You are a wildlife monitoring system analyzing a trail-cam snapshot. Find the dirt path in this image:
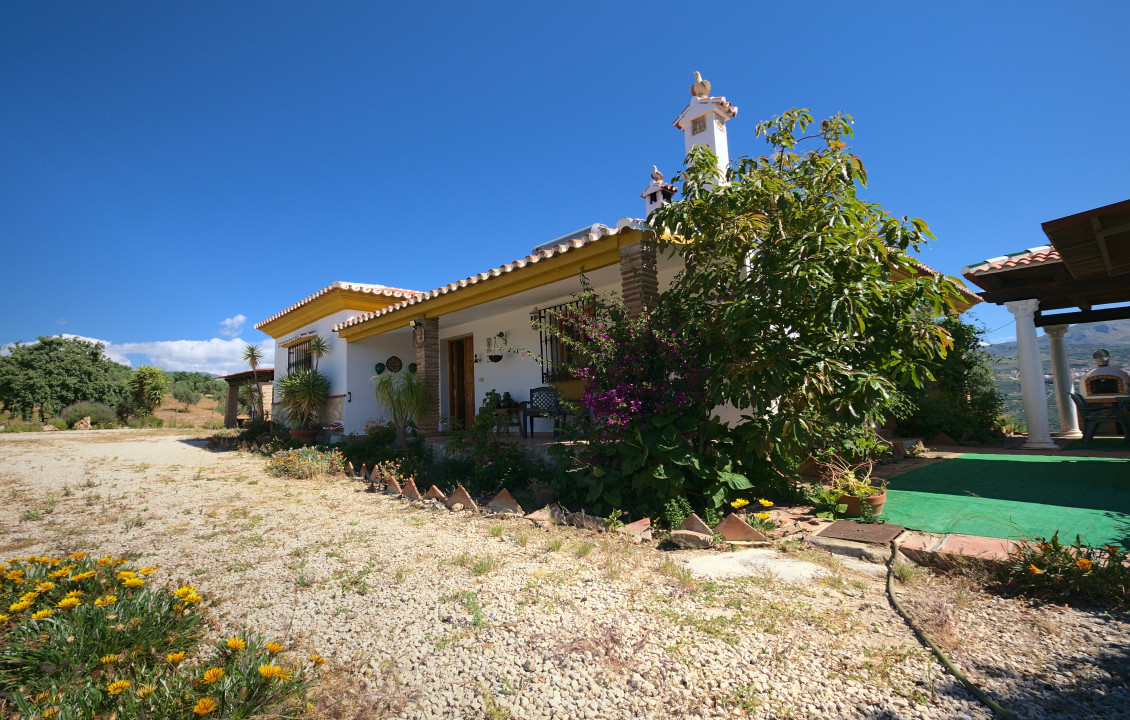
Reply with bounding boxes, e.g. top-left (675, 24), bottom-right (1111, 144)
top-left (1, 431), bottom-right (1125, 719)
